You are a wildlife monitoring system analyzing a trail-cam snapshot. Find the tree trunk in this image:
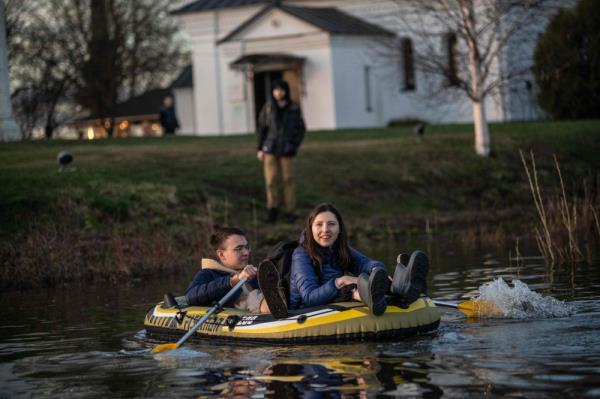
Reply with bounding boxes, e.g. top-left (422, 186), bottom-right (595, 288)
top-left (44, 123), bottom-right (54, 139)
top-left (473, 99), bottom-right (490, 156)
top-left (461, 0), bottom-right (491, 157)
top-left (85, 0), bottom-right (118, 138)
